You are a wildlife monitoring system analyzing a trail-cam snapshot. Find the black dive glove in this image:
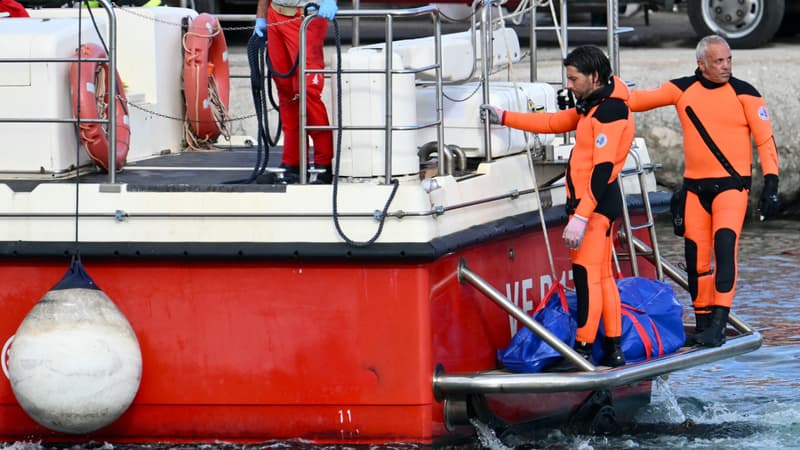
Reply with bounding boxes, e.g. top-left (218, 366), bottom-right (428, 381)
top-left (557, 88), bottom-right (576, 110)
top-left (757, 174), bottom-right (780, 221)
